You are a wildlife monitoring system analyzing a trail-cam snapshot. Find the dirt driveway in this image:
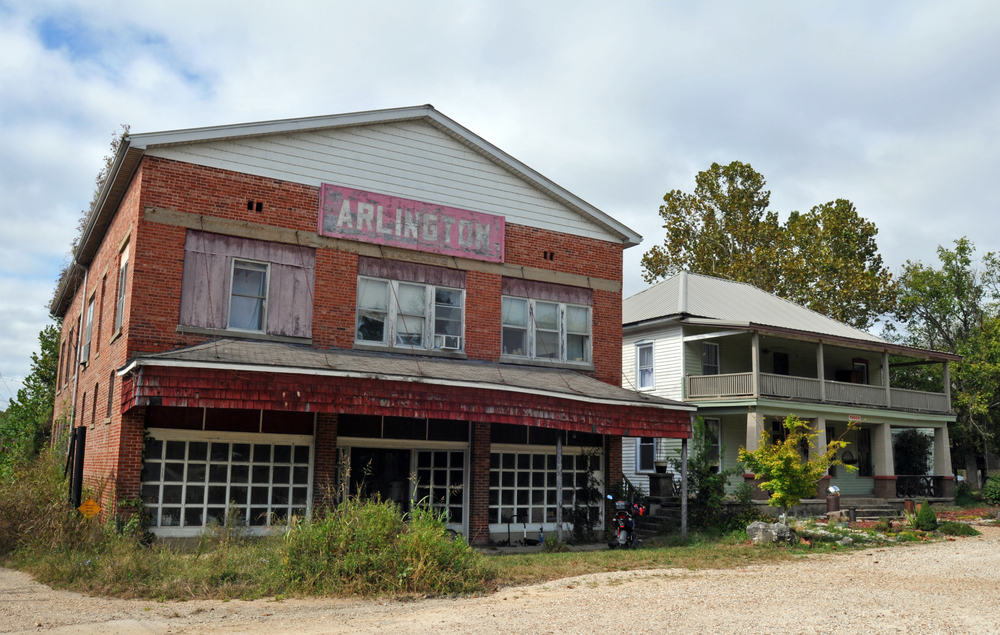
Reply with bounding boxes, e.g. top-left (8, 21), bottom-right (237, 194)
top-left (3, 526), bottom-right (1000, 635)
